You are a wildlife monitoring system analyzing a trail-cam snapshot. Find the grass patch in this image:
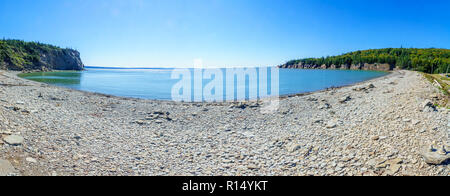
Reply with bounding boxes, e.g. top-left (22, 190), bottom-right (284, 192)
top-left (422, 73), bottom-right (449, 108)
top-left (439, 75), bottom-right (450, 81)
